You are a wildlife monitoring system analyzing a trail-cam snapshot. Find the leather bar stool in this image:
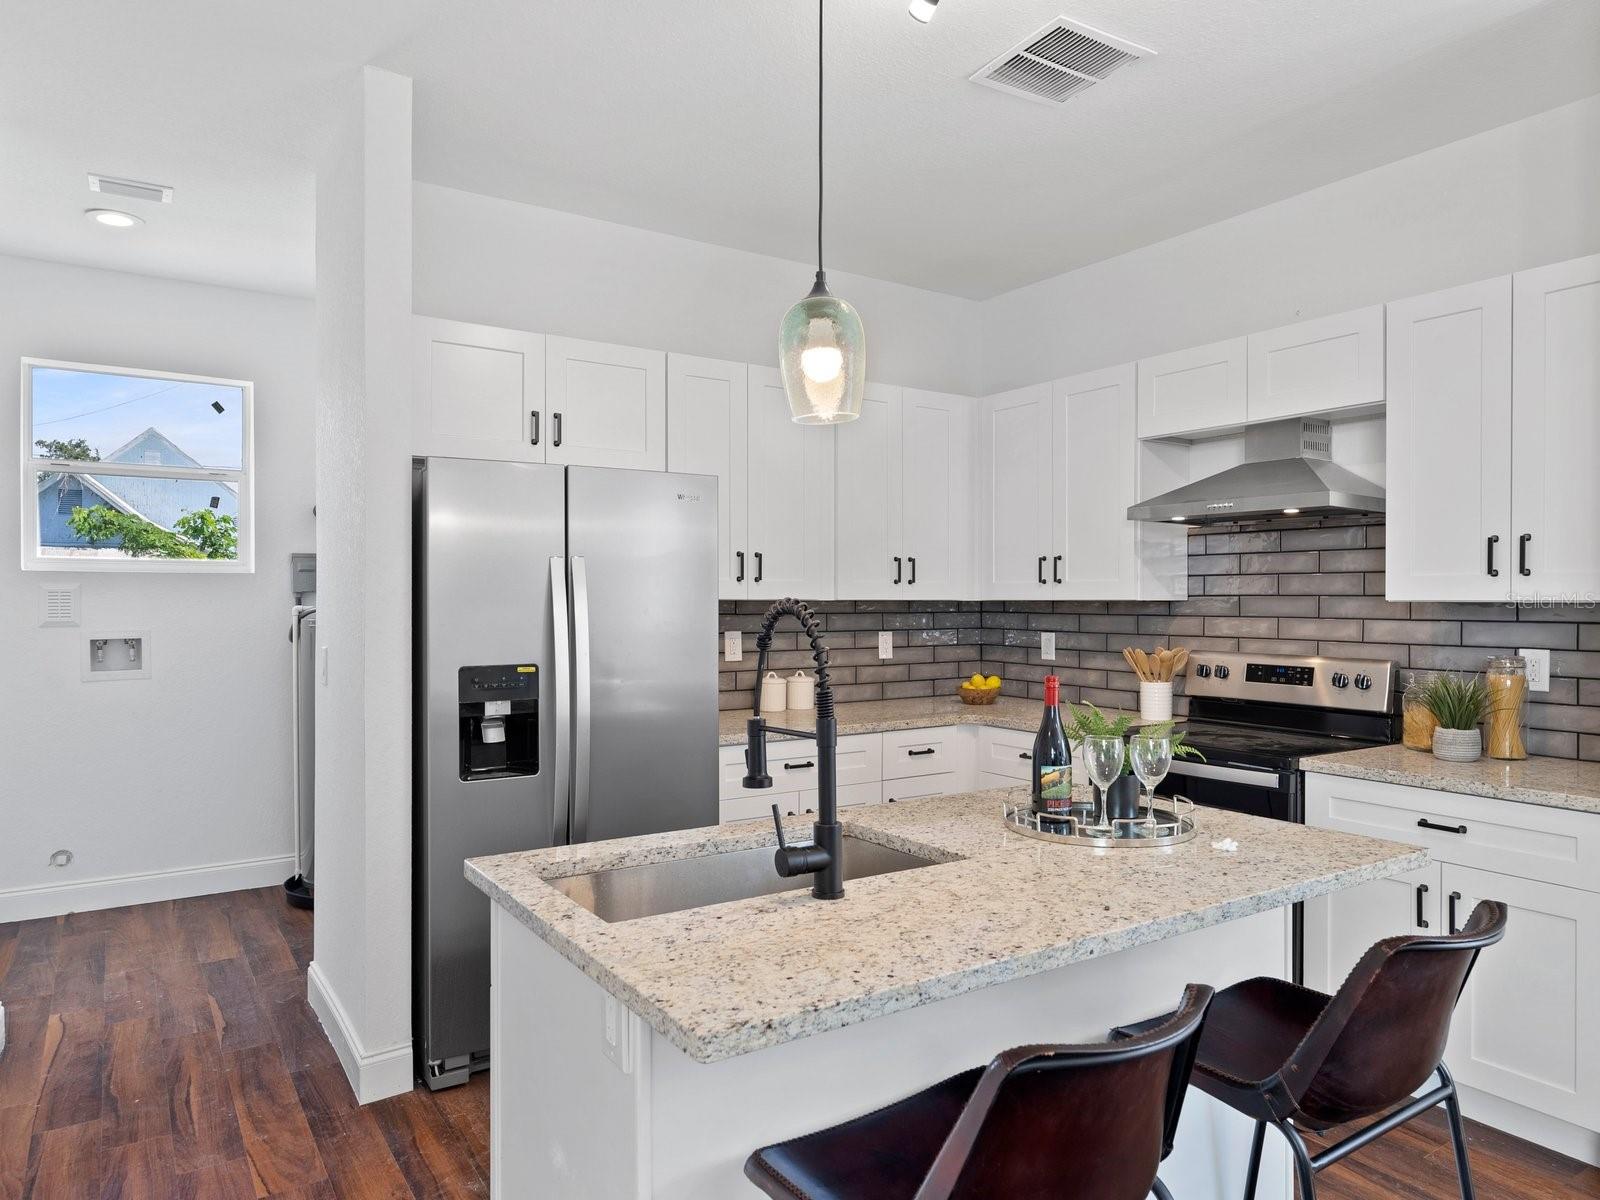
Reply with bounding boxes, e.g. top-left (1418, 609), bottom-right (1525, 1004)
top-left (744, 983), bottom-right (1212, 1200)
top-left (1126, 900), bottom-right (1507, 1200)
